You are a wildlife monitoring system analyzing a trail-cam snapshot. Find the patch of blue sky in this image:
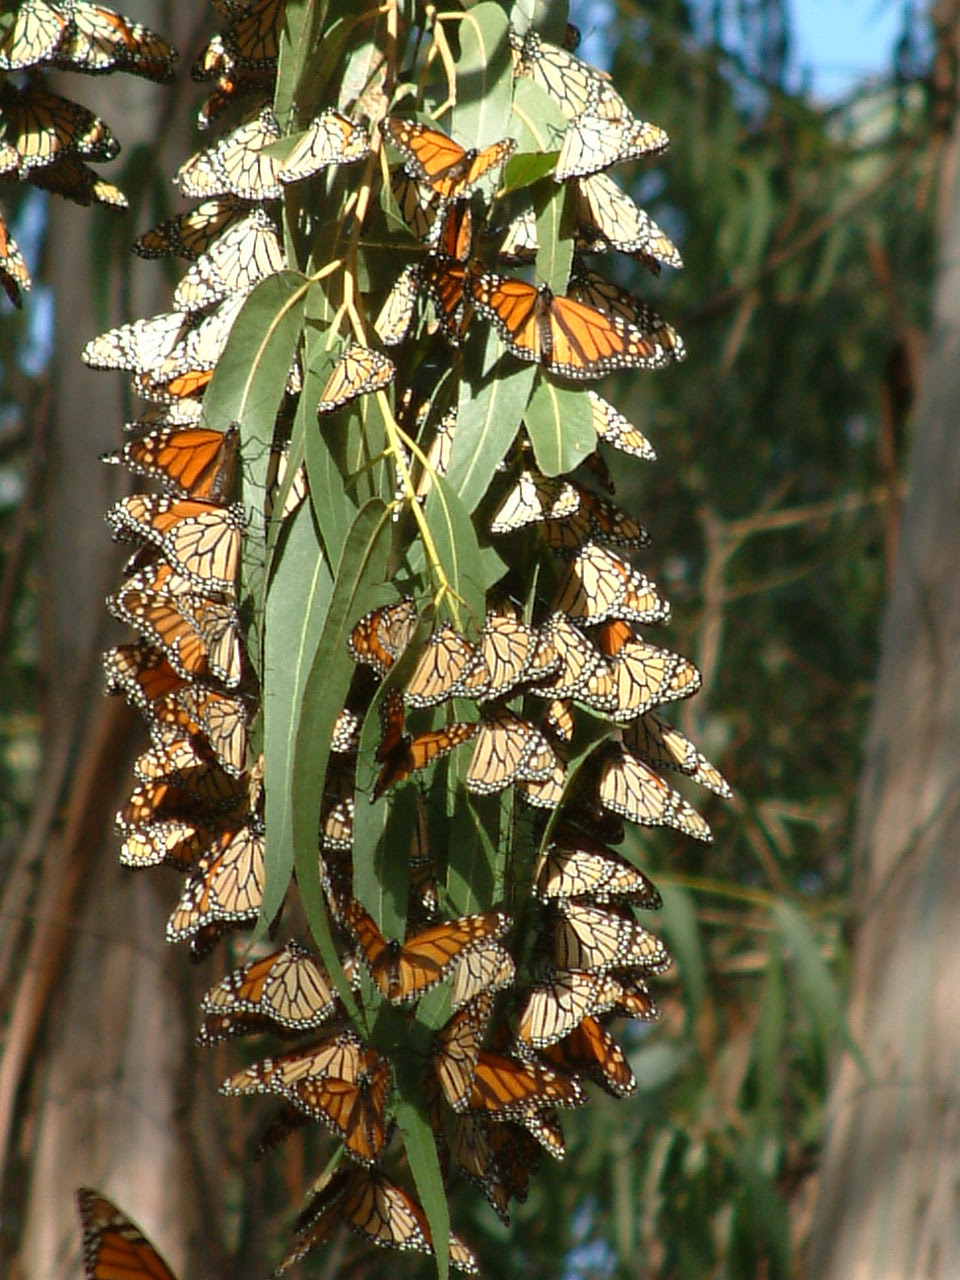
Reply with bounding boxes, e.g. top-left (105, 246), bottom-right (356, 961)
top-left (570, 0), bottom-right (908, 102)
